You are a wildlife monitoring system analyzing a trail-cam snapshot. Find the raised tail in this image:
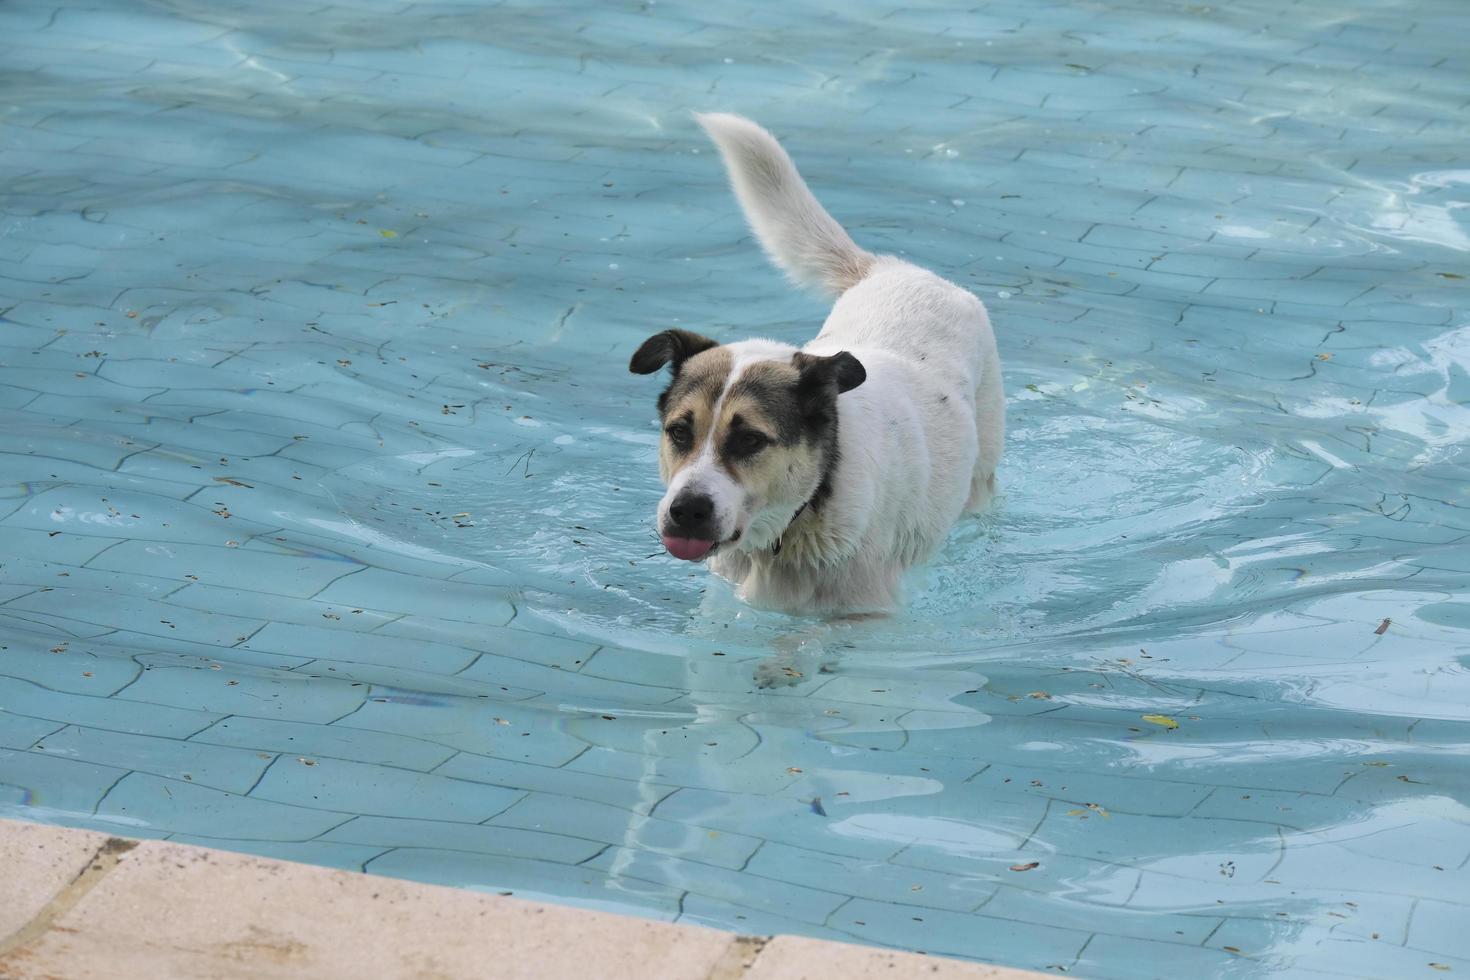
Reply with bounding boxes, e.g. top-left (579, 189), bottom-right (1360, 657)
top-left (695, 113), bottom-right (874, 296)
